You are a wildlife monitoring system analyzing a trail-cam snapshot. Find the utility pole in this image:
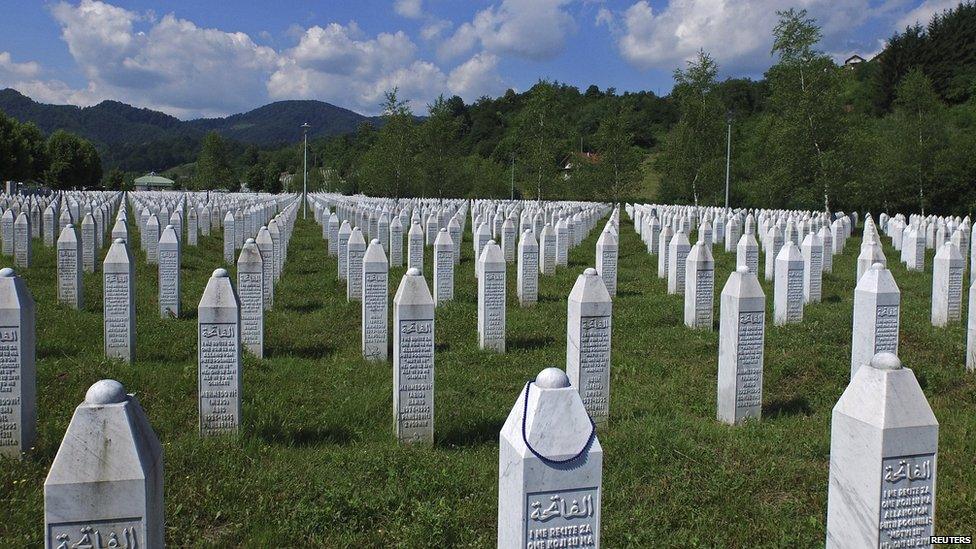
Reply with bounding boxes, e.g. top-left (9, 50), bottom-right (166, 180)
top-left (510, 153), bottom-right (515, 201)
top-left (724, 110), bottom-right (733, 211)
top-left (302, 122), bottom-right (310, 219)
